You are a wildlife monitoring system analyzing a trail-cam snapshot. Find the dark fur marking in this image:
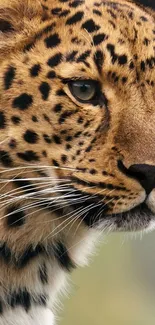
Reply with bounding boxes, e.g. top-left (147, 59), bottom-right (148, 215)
top-left (35, 294), bottom-right (47, 306)
top-left (43, 134), bottom-right (52, 143)
top-left (77, 50), bottom-right (91, 62)
top-left (93, 9), bottom-right (102, 16)
top-left (56, 89), bottom-right (67, 97)
top-left (72, 176), bottom-right (129, 191)
top-left (82, 19), bottom-right (100, 33)
top-left (0, 243), bottom-right (11, 264)
top-left (47, 70), bottom-right (56, 79)
top-left (52, 159), bottom-right (60, 167)
top-left (16, 245), bottom-right (44, 268)
top-left (8, 289), bottom-right (31, 311)
top-left (24, 23), bottom-right (56, 52)
top-left (43, 114), bottom-right (50, 123)
top-left (0, 111), bottom-right (6, 129)
top-left (53, 135), bottom-right (61, 144)
top-left (4, 66), bottom-right (16, 90)
top-left (93, 33), bottom-right (108, 45)
top-left (66, 11), bottom-right (84, 25)
top-left (0, 301), bottom-right (3, 314)
top-left (66, 51), bottom-right (78, 62)
top-left (32, 115), bottom-right (38, 122)
top-left (53, 103), bottom-right (62, 113)
top-left (54, 242), bottom-right (75, 271)
top-left (30, 64), bottom-right (41, 77)
top-left (51, 7), bottom-right (62, 15)
top-left (13, 93), bottom-right (33, 110)
top-left (59, 10), bottom-right (70, 17)
top-left (24, 130), bottom-right (39, 144)
top-left (0, 150), bottom-right (13, 167)
top-left (14, 178), bottom-right (35, 194)
top-left (47, 53), bottom-right (62, 67)
top-left (39, 263), bottom-right (48, 284)
top-left (69, 0), bottom-right (84, 7)
top-left (9, 139), bottom-right (17, 149)
top-left (39, 82), bottom-right (51, 100)
top-left (66, 187), bottom-right (110, 226)
top-left (44, 33), bottom-right (61, 48)
top-left (61, 154), bottom-right (67, 163)
top-left (11, 116), bottom-right (21, 124)
top-left (7, 206), bottom-right (25, 227)
top-left (94, 50), bottom-right (104, 73)
top-left (107, 44), bottom-right (127, 65)
top-left (59, 110), bottom-right (77, 124)
top-left (17, 151), bottom-right (39, 162)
